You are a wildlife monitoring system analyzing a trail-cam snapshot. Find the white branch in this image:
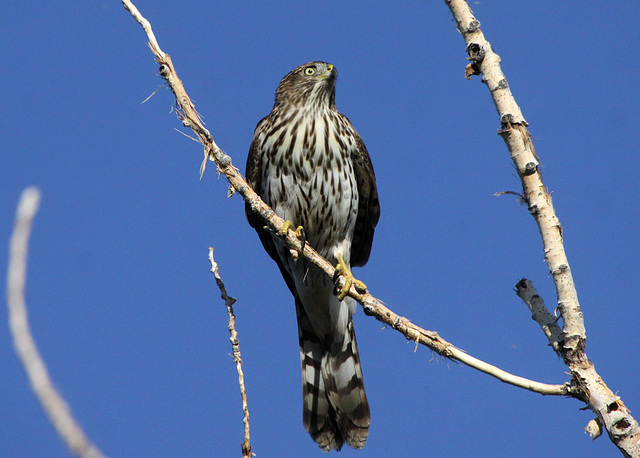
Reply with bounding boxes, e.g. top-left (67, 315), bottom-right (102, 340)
top-left (6, 187), bottom-right (106, 458)
top-left (448, 347), bottom-right (564, 395)
top-left (445, 0), bottom-right (640, 454)
top-left (515, 279), bottom-right (563, 353)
